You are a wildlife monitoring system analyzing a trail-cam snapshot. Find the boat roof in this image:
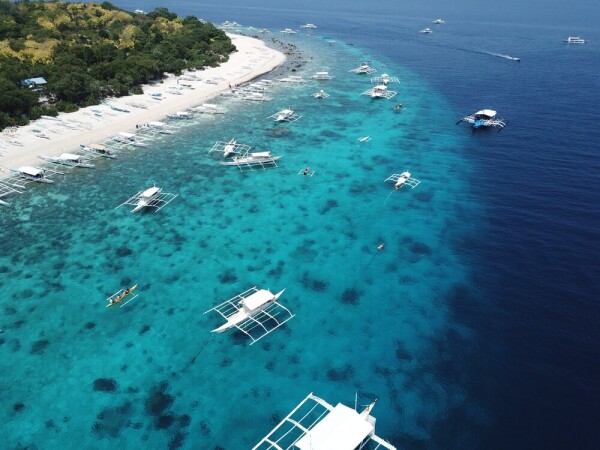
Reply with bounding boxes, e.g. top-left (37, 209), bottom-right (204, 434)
top-left (20, 166), bottom-right (43, 176)
top-left (90, 143), bottom-right (107, 151)
top-left (296, 403), bottom-right (374, 450)
top-left (242, 289), bottom-right (274, 310)
top-left (142, 186), bottom-right (160, 197)
top-left (250, 151), bottom-right (272, 158)
top-left (61, 153), bottom-right (80, 160)
top-left (149, 121), bottom-right (166, 127)
top-left (475, 109), bottom-right (497, 117)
